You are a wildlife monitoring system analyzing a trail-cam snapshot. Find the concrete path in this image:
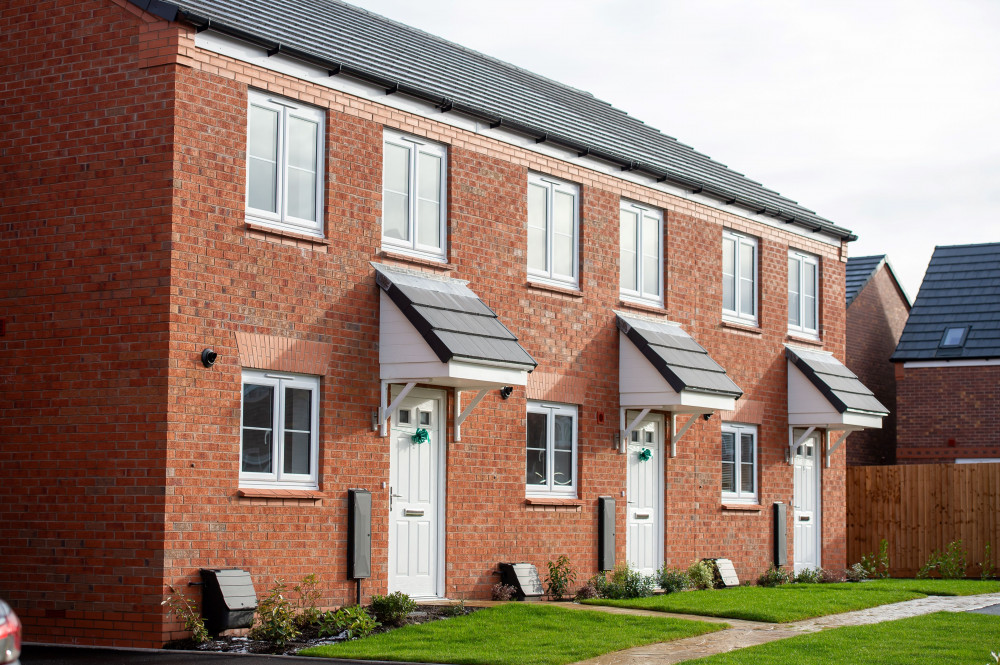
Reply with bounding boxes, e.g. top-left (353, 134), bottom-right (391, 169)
top-left (568, 592), bottom-right (1000, 665)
